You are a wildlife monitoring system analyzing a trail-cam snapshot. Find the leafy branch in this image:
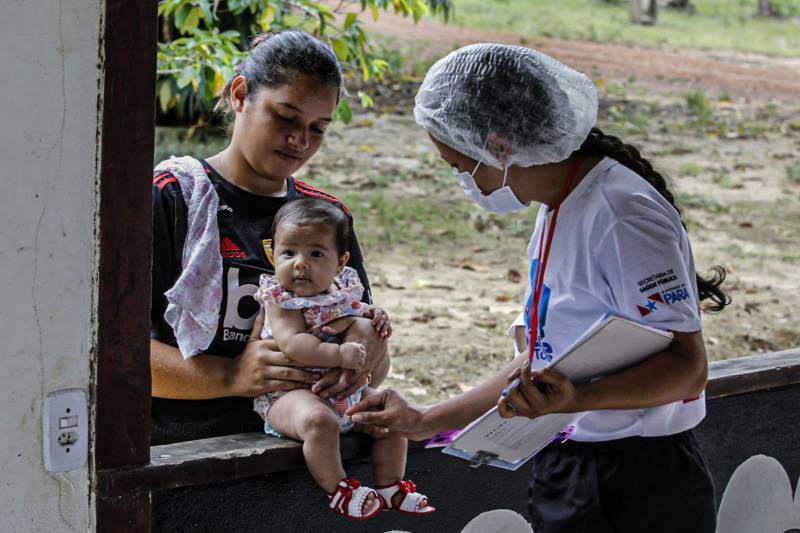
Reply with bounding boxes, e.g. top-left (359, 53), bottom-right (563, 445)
top-left (157, 0), bottom-right (450, 125)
